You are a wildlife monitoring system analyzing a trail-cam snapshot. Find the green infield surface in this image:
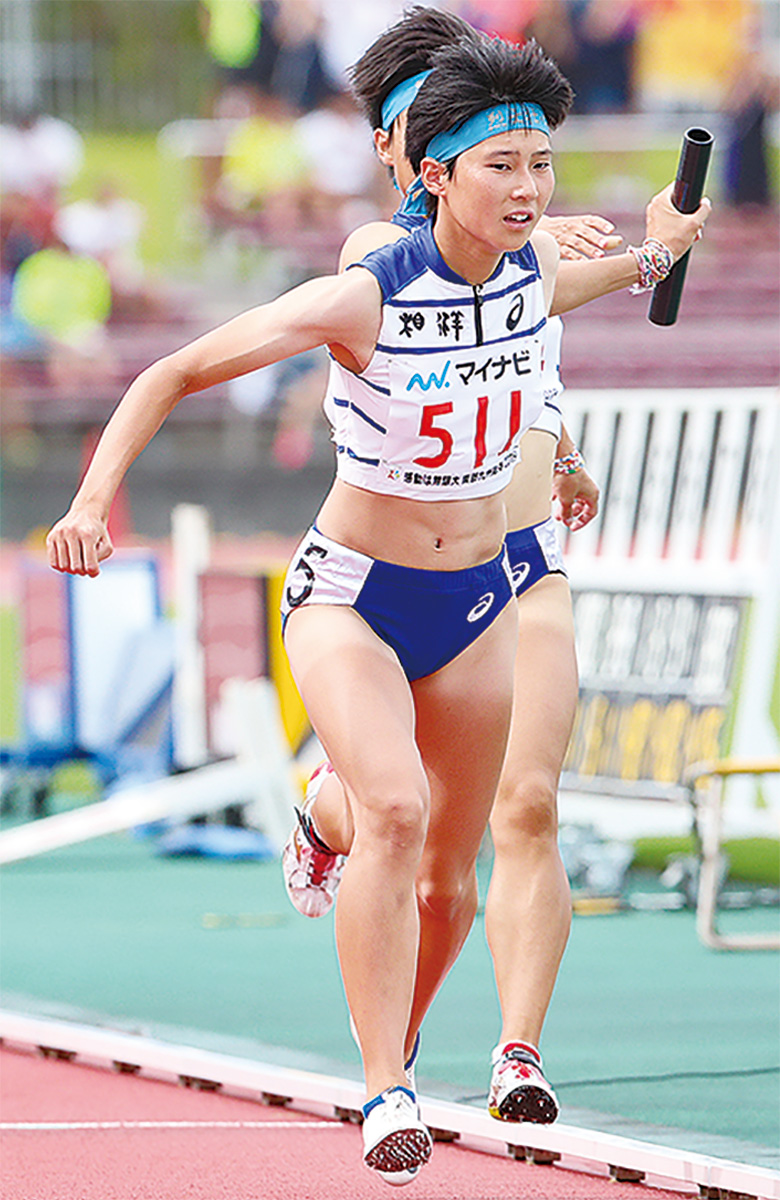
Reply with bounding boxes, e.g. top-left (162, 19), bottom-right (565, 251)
top-left (1, 832), bottom-right (777, 1171)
